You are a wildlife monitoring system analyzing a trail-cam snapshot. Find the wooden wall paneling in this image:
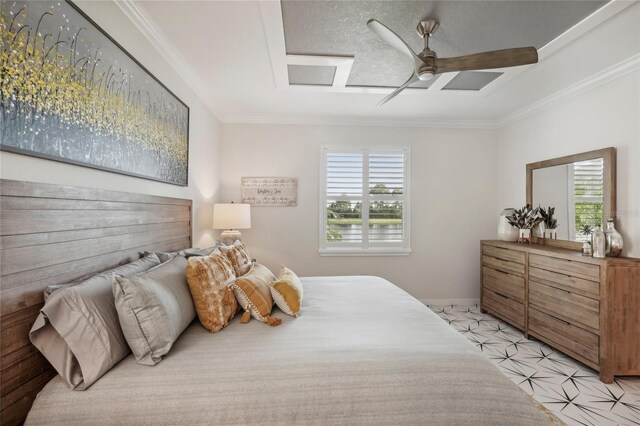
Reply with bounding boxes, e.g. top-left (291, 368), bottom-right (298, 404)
top-left (0, 179), bottom-right (193, 426)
